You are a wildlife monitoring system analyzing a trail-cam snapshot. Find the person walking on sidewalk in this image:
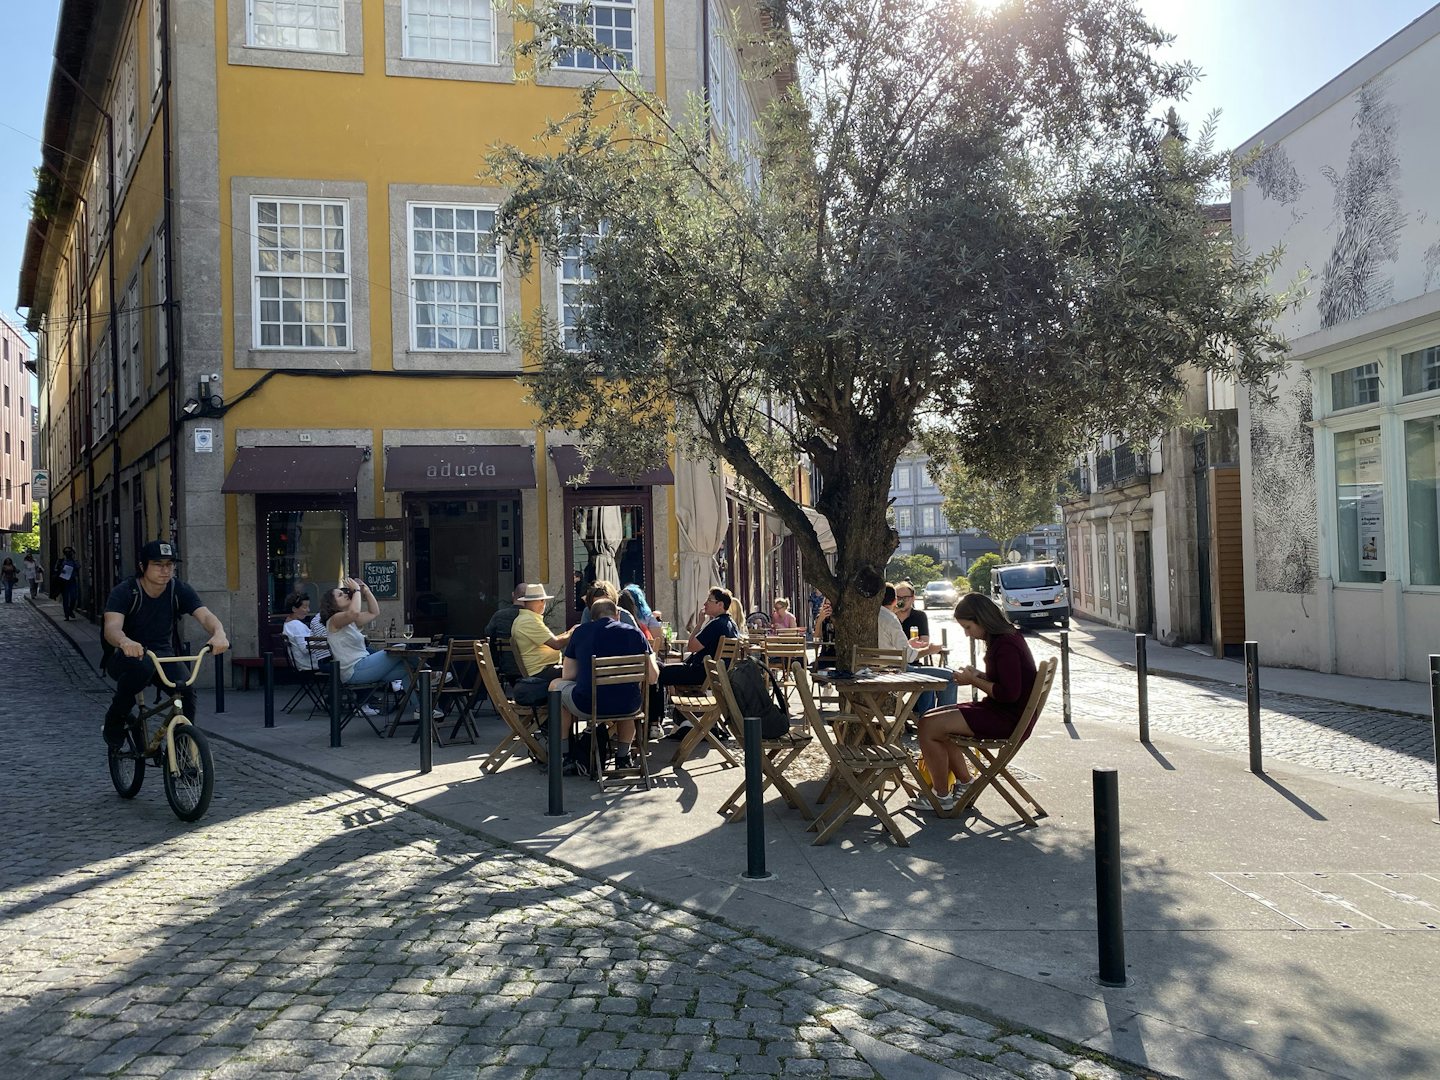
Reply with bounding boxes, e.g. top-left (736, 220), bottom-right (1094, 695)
top-left (22, 553), bottom-right (41, 599)
top-left (0, 558), bottom-right (18, 603)
top-left (101, 540), bottom-right (230, 748)
top-left (57, 546), bottom-right (80, 619)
